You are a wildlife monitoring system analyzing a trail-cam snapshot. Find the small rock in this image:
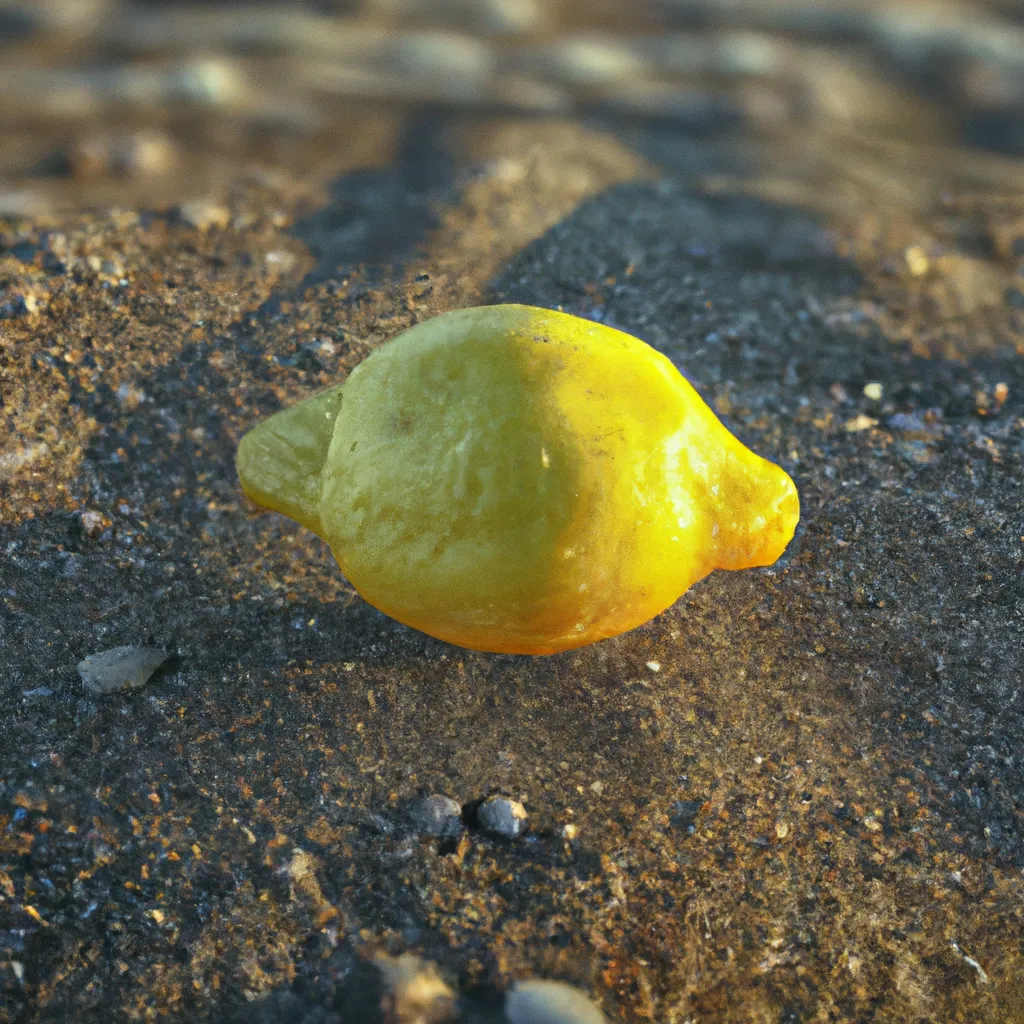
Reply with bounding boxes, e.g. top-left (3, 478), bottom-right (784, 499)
top-left (478, 795), bottom-right (527, 838)
top-left (67, 129), bottom-right (177, 179)
top-left (712, 32), bottom-right (787, 76)
top-left (111, 130), bottom-right (177, 177)
top-left (10, 239), bottom-right (40, 264)
top-left (670, 799), bottom-right (703, 830)
top-left (411, 794), bottom-right (463, 837)
top-left (0, 190), bottom-right (46, 218)
top-left (904, 245), bottom-right (929, 276)
top-left (388, 31), bottom-right (496, 99)
top-left (375, 953), bottom-right (456, 1024)
top-left (77, 645), bottom-right (169, 696)
top-left (898, 440), bottom-right (939, 467)
top-left (862, 382), bottom-right (883, 401)
top-left (521, 36), bottom-right (649, 86)
top-left (887, 411), bottom-right (943, 440)
top-left (505, 979), bottom-right (606, 1024)
top-left (176, 199), bottom-right (230, 231)
top-left (168, 58), bottom-right (245, 107)
top-left (76, 510), bottom-right (109, 539)
top-left (264, 250), bottom-right (297, 272)
top-left (22, 687), bottom-right (53, 700)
